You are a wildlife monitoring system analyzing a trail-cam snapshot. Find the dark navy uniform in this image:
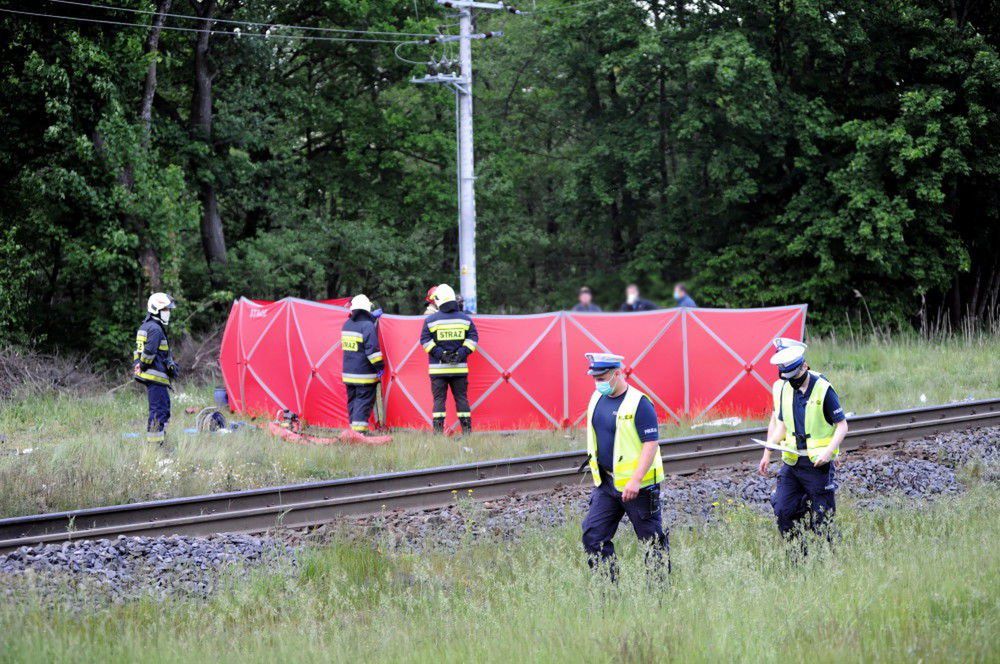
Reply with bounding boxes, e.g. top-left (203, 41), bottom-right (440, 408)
top-left (581, 391), bottom-right (667, 575)
top-left (771, 373), bottom-right (845, 537)
top-left (133, 315), bottom-right (176, 444)
top-left (419, 301), bottom-right (478, 433)
top-left (341, 311), bottom-right (383, 433)
top-left (620, 298), bottom-right (657, 312)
